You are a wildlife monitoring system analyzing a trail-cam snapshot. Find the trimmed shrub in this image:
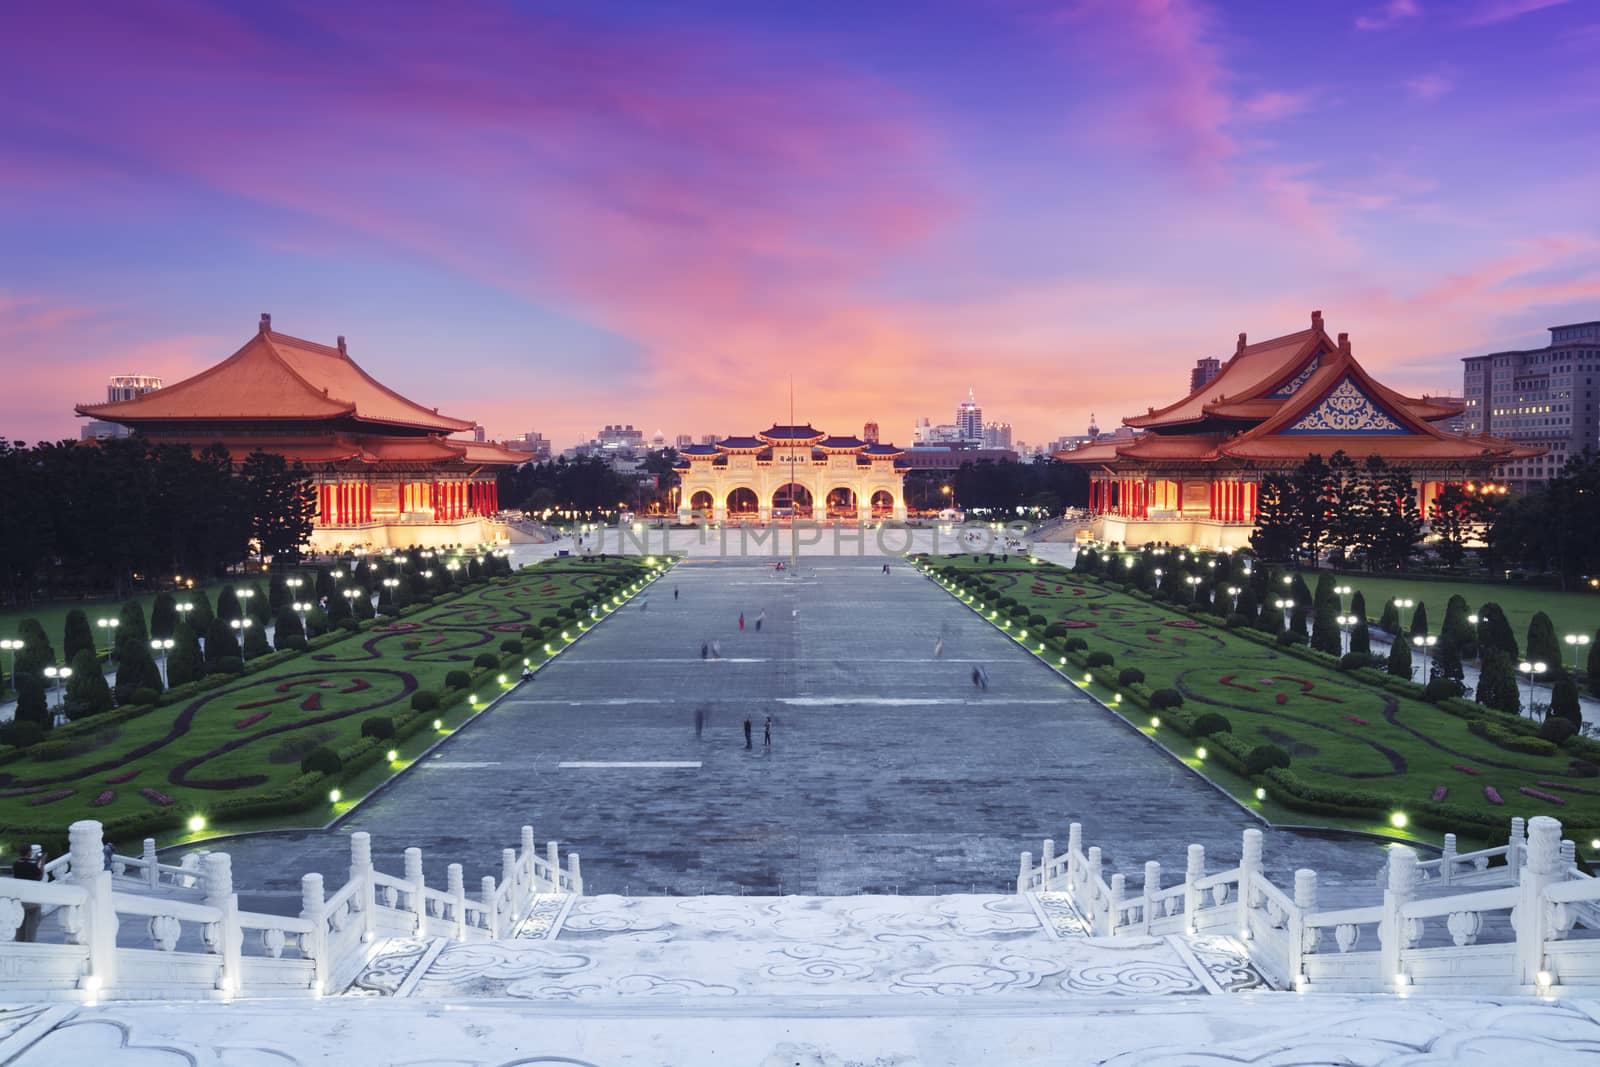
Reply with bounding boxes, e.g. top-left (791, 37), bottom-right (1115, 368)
top-left (300, 746), bottom-right (343, 776)
top-left (1117, 667), bottom-right (1145, 687)
top-left (1422, 677), bottom-right (1464, 703)
top-left (557, 607), bottom-right (575, 621)
top-left (1339, 652), bottom-right (1372, 670)
top-left (1225, 613), bottom-right (1248, 629)
top-left (1064, 637), bottom-right (1089, 653)
top-left (521, 626), bottom-right (544, 642)
top-left (1245, 744), bottom-right (1292, 775)
top-left (1027, 614), bottom-right (1048, 629)
top-left (1467, 719), bottom-right (1557, 756)
top-left (473, 652), bottom-right (499, 669)
top-left (1045, 623), bottom-right (1069, 640)
top-left (213, 655), bottom-right (244, 676)
top-left (445, 670), bottom-right (471, 690)
top-left (1150, 688), bottom-right (1184, 710)
top-left (130, 687), bottom-right (159, 706)
top-left (410, 691), bottom-right (441, 712)
top-left (500, 639), bottom-right (524, 655)
top-left (360, 715), bottom-right (396, 740)
top-left (1539, 717), bottom-right (1577, 744)
top-left (0, 719), bottom-right (46, 748)
top-left (1191, 711), bottom-right (1232, 736)
top-left (338, 618), bottom-right (361, 632)
top-left (1085, 650), bottom-right (1115, 668)
top-left (539, 615), bottom-right (560, 629)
